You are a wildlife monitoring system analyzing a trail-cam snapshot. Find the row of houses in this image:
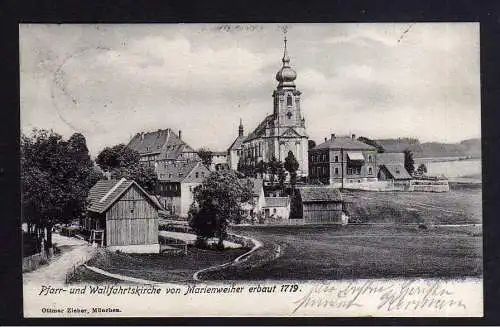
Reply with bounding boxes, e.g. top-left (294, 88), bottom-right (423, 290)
top-left (82, 176), bottom-right (344, 253)
top-left (125, 128), bottom-right (413, 218)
